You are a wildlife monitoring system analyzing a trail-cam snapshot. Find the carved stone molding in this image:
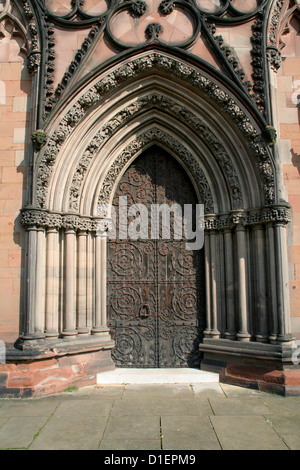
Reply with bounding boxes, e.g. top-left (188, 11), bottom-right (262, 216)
top-left (269, 0), bottom-right (285, 47)
top-left (36, 52), bottom-right (275, 210)
top-left (20, 208), bottom-right (98, 232)
top-left (251, 13), bottom-right (266, 114)
top-left (203, 205), bottom-right (292, 231)
top-left (97, 126), bottom-right (215, 214)
top-left (68, 93), bottom-right (244, 212)
top-left (20, 204), bottom-right (291, 233)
